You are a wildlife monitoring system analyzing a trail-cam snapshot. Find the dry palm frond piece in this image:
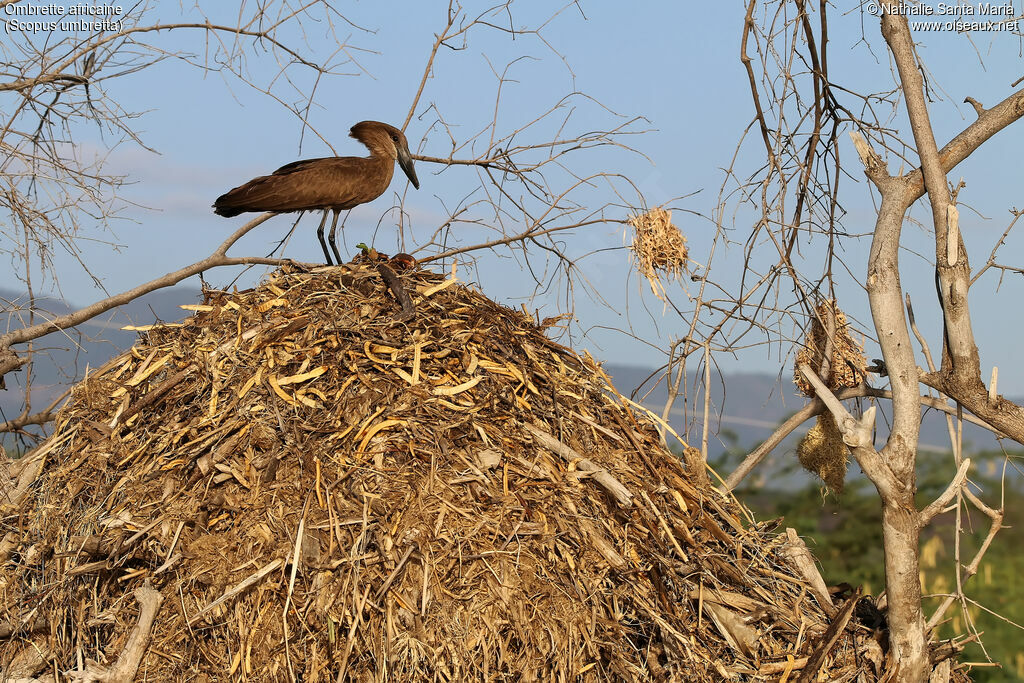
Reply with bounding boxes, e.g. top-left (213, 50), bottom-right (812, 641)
top-left (0, 265), bottom-right (963, 681)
